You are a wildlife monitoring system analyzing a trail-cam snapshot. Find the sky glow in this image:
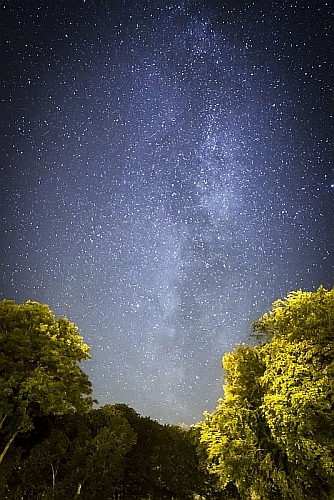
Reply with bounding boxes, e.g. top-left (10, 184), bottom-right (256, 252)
top-left (1, 0), bottom-right (333, 424)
